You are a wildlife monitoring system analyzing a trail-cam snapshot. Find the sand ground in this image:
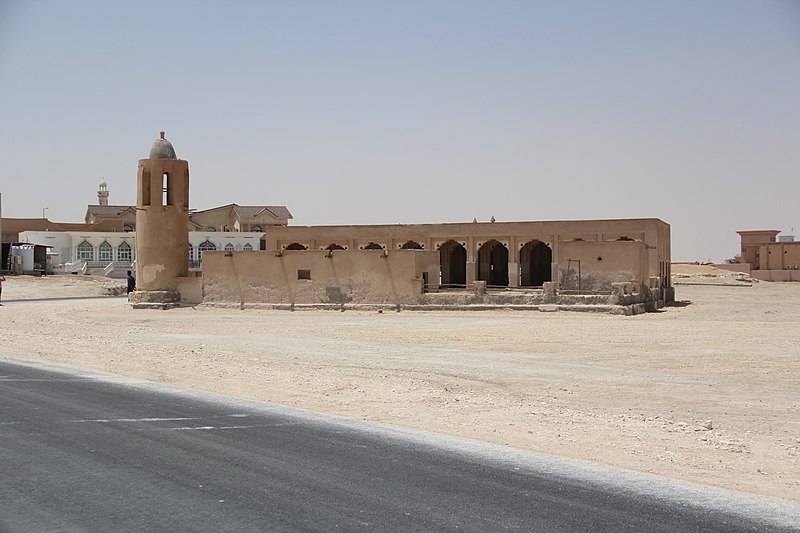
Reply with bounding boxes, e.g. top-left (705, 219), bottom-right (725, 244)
top-left (1, 269), bottom-right (798, 502)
